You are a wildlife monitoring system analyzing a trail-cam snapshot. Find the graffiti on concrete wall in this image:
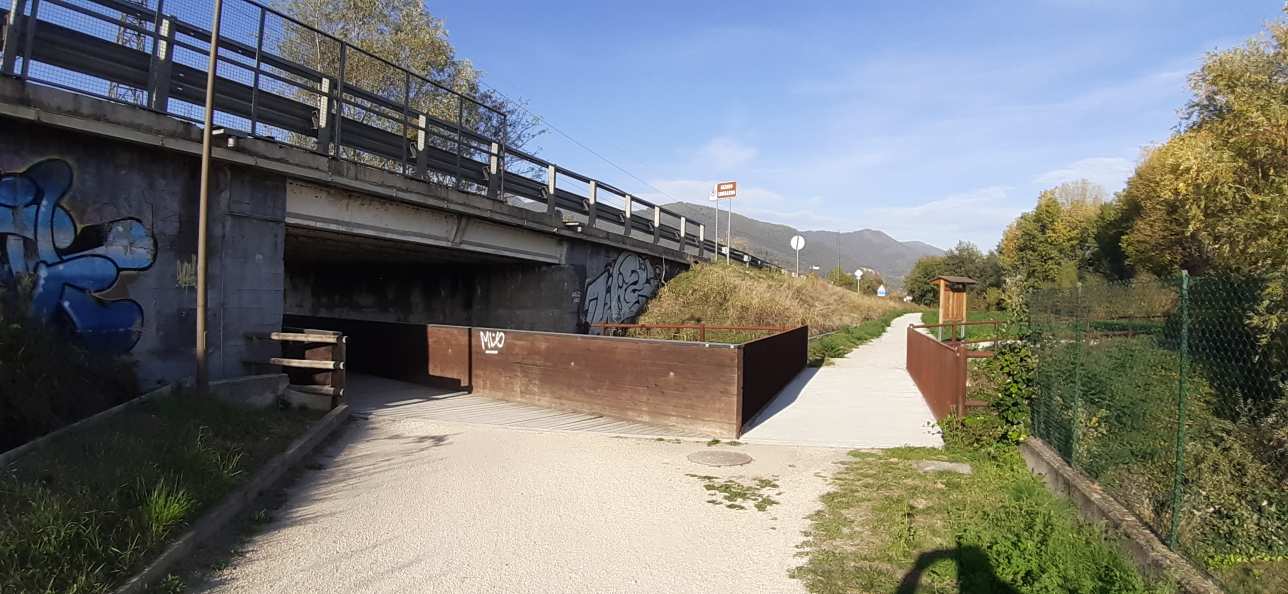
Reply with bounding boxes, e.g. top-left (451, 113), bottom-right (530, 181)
top-left (583, 252), bottom-right (659, 332)
top-left (0, 159), bottom-right (156, 353)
